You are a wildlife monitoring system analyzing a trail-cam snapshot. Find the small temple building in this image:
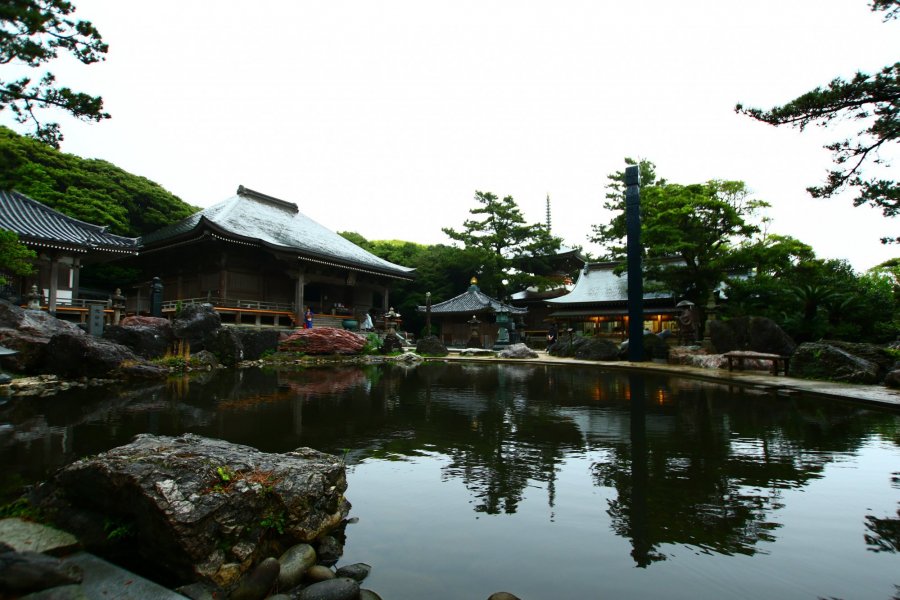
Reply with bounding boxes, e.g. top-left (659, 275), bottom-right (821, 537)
top-left (545, 262), bottom-right (679, 338)
top-left (133, 186), bottom-right (415, 325)
top-left (0, 186), bottom-right (415, 327)
top-left (419, 277), bottom-right (526, 348)
top-left (509, 246), bottom-right (585, 338)
top-left (0, 189), bottom-right (138, 317)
